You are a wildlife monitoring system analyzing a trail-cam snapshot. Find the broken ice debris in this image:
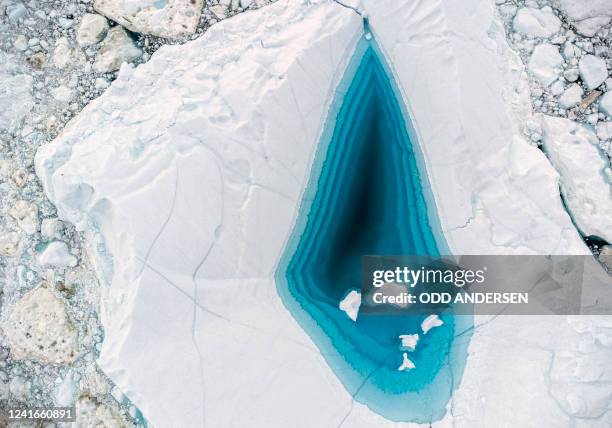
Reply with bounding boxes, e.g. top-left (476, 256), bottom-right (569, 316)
top-left (9, 200), bottom-right (39, 234)
top-left (0, 286), bottom-right (78, 364)
top-left (513, 6), bottom-right (561, 39)
top-left (77, 14), bottom-right (109, 46)
top-left (94, 0), bottom-right (204, 39)
top-left (37, 241), bottom-right (78, 268)
top-left (421, 314), bottom-right (444, 334)
top-left (339, 290), bottom-right (361, 322)
top-left (579, 55), bottom-right (607, 90)
top-left (399, 334), bottom-right (419, 352)
top-left (398, 353), bottom-right (416, 371)
top-left (599, 91), bottom-right (612, 117)
top-left (93, 27), bottom-right (142, 73)
top-left (528, 44), bottom-right (563, 86)
top-left (541, 116), bottom-right (612, 243)
top-left (558, 84), bottom-right (583, 109)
